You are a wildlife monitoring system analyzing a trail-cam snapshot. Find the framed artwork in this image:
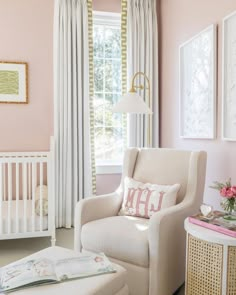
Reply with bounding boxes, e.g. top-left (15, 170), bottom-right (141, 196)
top-left (222, 11), bottom-right (236, 141)
top-left (179, 24), bottom-right (217, 139)
top-left (0, 62), bottom-right (28, 104)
